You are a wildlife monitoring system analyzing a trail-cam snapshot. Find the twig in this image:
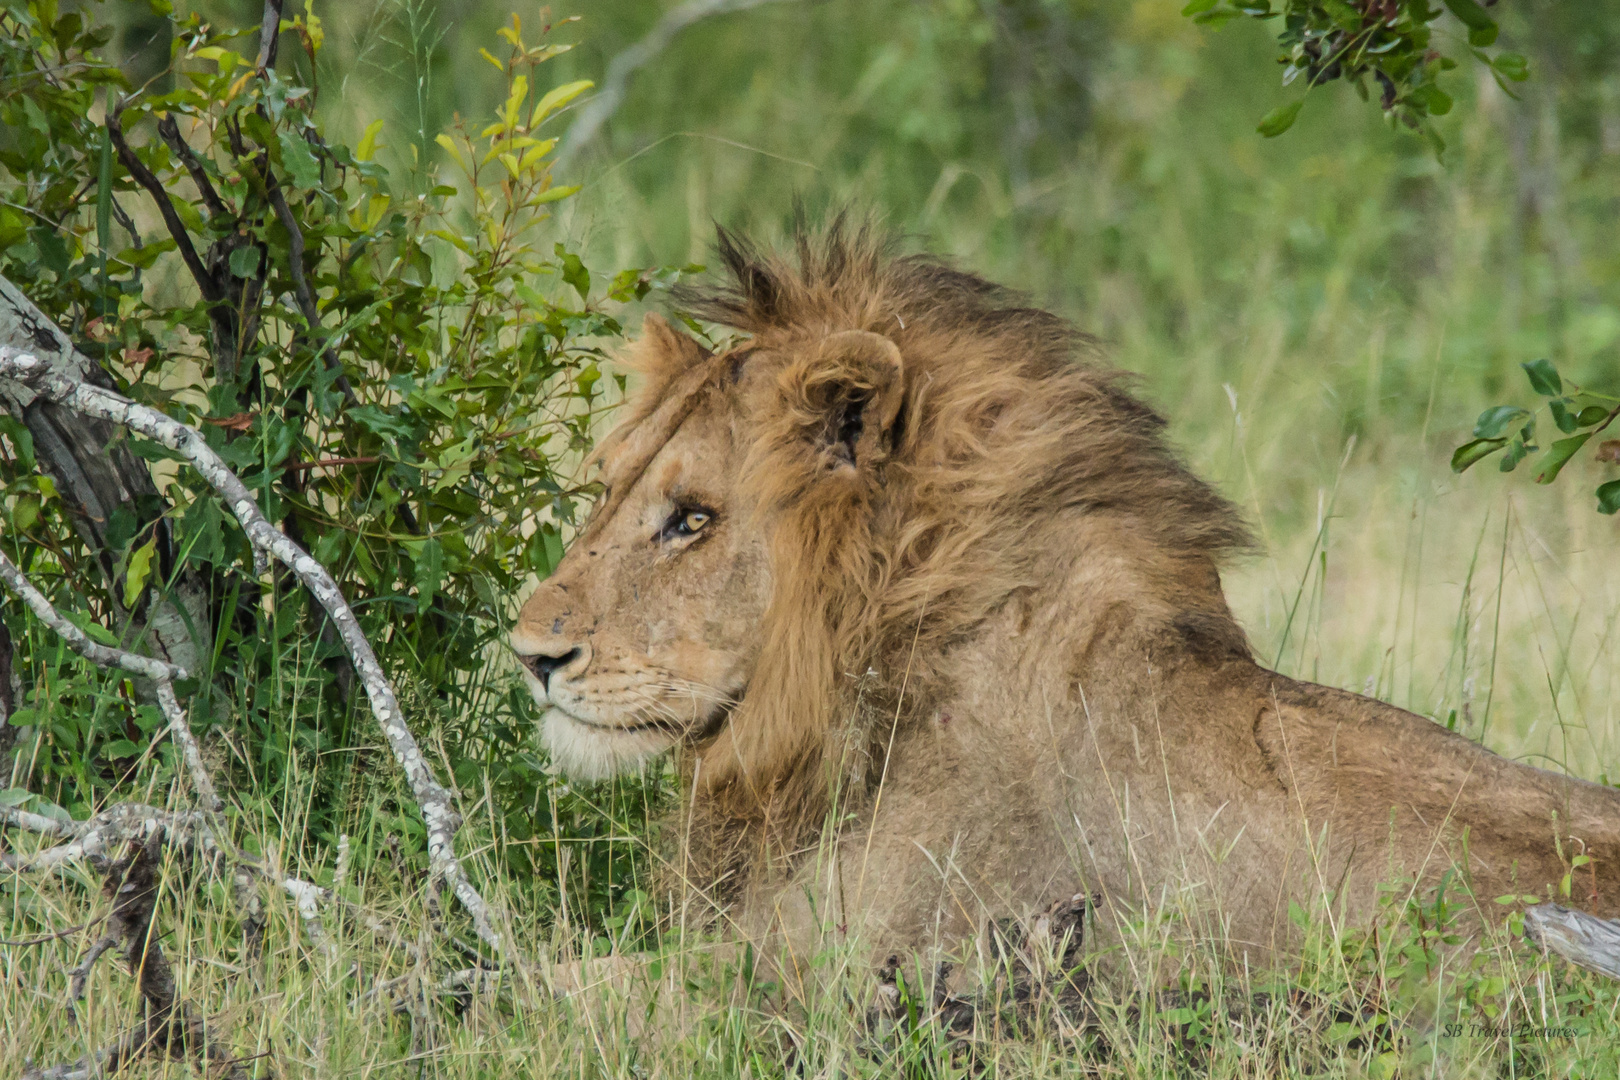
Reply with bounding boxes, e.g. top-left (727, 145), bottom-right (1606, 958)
top-left (155, 114), bottom-right (230, 220)
top-left (0, 914), bottom-right (103, 947)
top-left (66, 931), bottom-right (118, 1002)
top-left (280, 455), bottom-right (380, 472)
top-left (0, 347), bottom-right (506, 957)
top-left (105, 109), bottom-right (222, 306)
